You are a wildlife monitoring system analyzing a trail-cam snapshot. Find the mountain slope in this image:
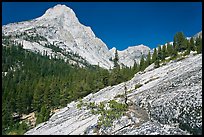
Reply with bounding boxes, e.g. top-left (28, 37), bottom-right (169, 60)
top-left (110, 44), bottom-right (150, 67)
top-left (2, 4), bottom-right (114, 69)
top-left (25, 53), bottom-right (202, 135)
top-left (2, 4), bottom-right (150, 69)
top-left (194, 31), bottom-right (202, 39)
